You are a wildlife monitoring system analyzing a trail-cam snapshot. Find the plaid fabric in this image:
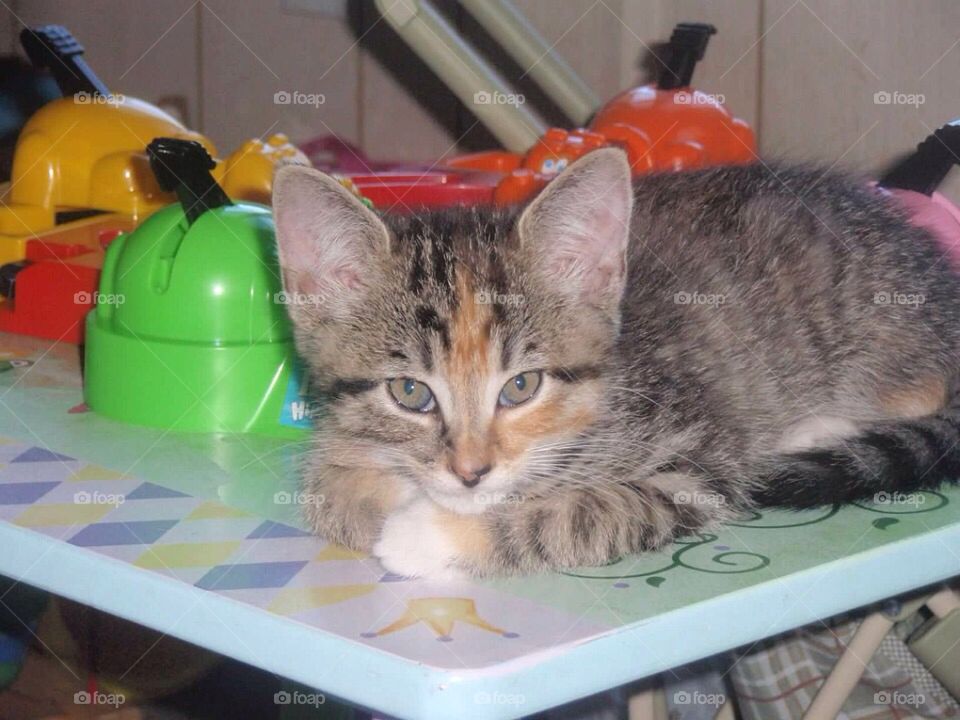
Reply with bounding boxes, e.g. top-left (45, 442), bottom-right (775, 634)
top-left (730, 615), bottom-right (960, 719)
